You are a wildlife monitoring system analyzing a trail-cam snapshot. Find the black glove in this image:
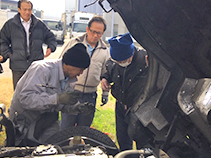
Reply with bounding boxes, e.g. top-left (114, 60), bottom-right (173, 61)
top-left (60, 102), bottom-right (95, 115)
top-left (0, 64), bottom-right (3, 73)
top-left (57, 91), bottom-right (80, 105)
top-left (101, 94), bottom-right (108, 106)
top-left (77, 102), bottom-right (95, 115)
